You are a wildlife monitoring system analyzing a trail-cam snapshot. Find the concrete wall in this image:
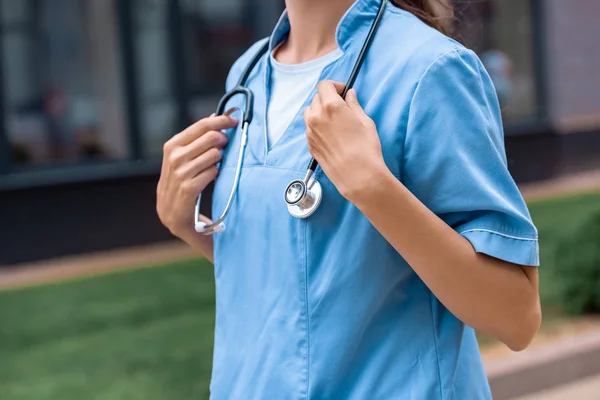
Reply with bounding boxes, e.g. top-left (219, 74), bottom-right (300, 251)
top-left (544, 0), bottom-right (600, 133)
